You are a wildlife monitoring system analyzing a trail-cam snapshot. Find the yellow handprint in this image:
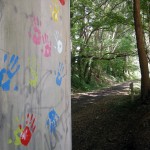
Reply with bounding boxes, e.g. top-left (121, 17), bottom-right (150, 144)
top-left (8, 117), bottom-right (24, 146)
top-left (29, 67), bottom-right (38, 88)
top-left (8, 126), bottom-right (23, 146)
top-left (50, 0), bottom-right (60, 22)
top-left (28, 57), bottom-right (38, 88)
top-left (14, 127), bottom-right (23, 146)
